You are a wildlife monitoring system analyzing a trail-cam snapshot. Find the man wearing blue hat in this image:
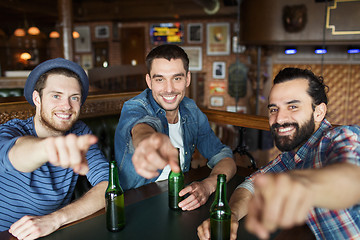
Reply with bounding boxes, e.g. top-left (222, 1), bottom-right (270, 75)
top-left (0, 58), bottom-right (109, 239)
